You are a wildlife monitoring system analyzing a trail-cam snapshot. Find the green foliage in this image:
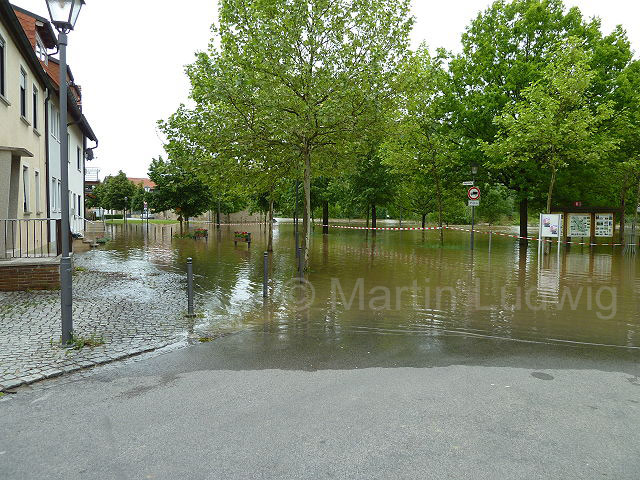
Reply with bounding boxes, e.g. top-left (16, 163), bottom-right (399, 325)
top-left (129, 183), bottom-right (150, 212)
top-left (96, 171), bottom-right (136, 211)
top-left (148, 156), bottom-right (213, 222)
top-left (156, 0), bottom-right (640, 243)
top-left (477, 184), bottom-right (515, 225)
top-left (484, 41), bottom-right (616, 212)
